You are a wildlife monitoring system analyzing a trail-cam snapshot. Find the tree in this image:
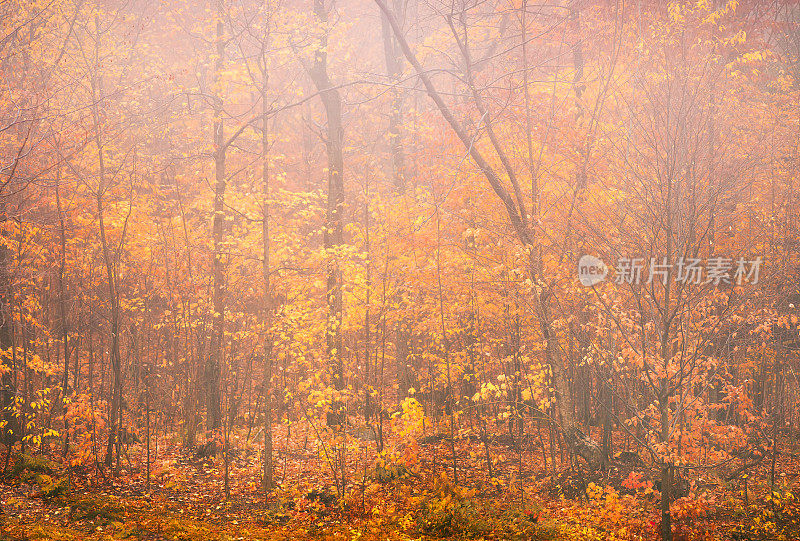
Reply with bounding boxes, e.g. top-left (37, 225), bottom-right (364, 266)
top-left (375, 0), bottom-right (603, 465)
top-left (304, 0), bottom-right (346, 392)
